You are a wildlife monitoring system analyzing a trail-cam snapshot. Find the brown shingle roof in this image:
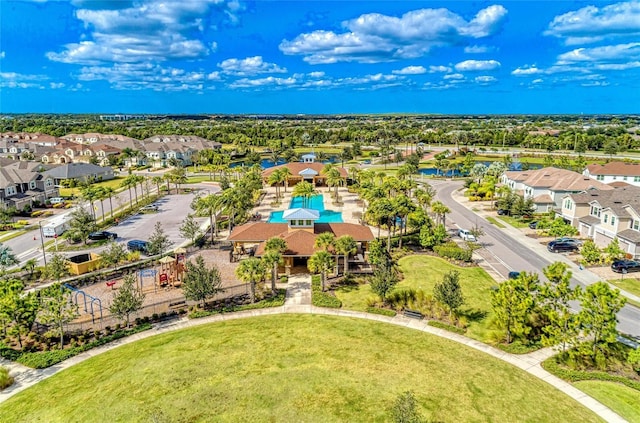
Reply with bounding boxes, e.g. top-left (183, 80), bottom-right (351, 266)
top-left (587, 162), bottom-right (640, 177)
top-left (506, 167), bottom-right (613, 192)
